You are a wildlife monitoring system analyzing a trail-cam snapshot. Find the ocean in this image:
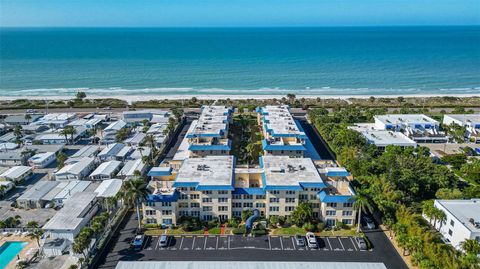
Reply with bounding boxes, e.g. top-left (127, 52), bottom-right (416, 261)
top-left (0, 27), bottom-right (479, 97)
